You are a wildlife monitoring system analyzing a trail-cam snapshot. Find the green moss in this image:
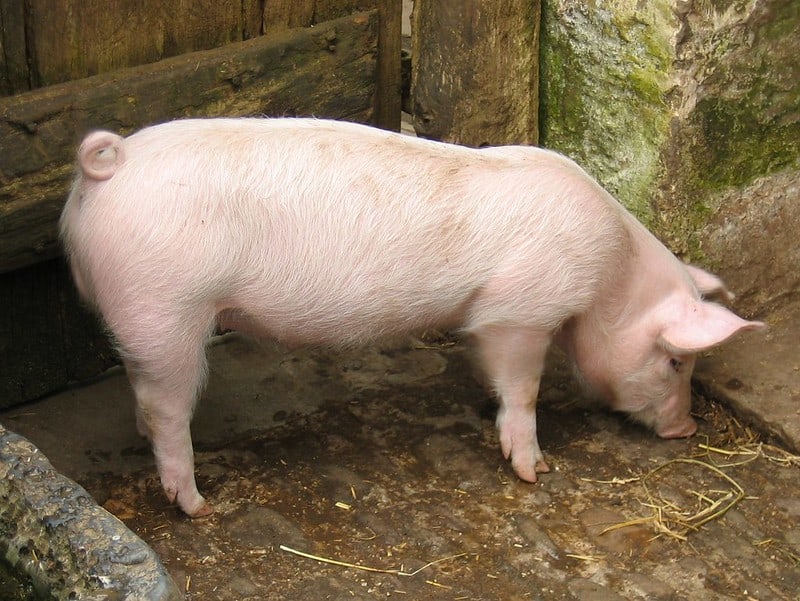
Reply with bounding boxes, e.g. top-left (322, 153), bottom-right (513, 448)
top-left (708, 0), bottom-right (733, 12)
top-left (641, 30), bottom-right (672, 73)
top-left (539, 0), bottom-right (674, 225)
top-left (694, 96), bottom-right (799, 190)
top-left (627, 68), bottom-right (666, 108)
top-left (686, 0), bottom-right (800, 192)
top-left (757, 6), bottom-right (799, 39)
top-left (613, 12), bottom-right (672, 73)
top-left (537, 8), bottom-right (586, 159)
top-left (540, 0), bottom-right (799, 264)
